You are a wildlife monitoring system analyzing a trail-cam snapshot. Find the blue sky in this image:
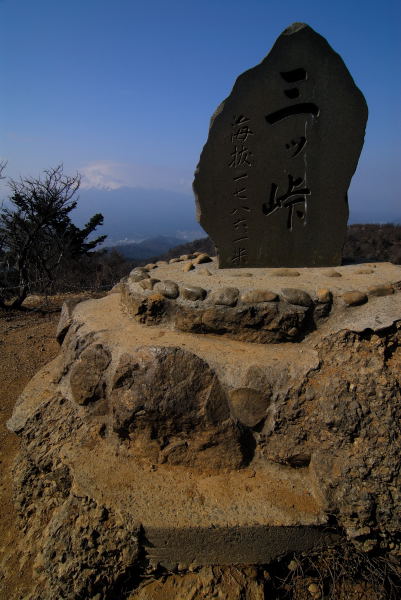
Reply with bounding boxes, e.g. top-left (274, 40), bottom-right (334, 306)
top-left (1, 0), bottom-right (400, 240)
